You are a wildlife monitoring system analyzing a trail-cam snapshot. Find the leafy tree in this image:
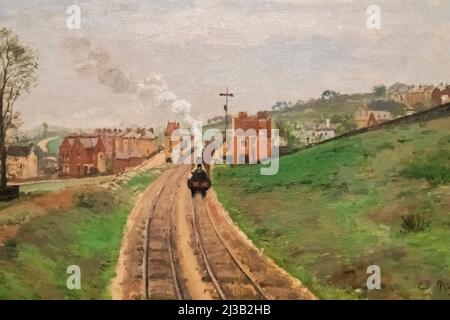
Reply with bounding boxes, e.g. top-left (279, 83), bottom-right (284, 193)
top-left (0, 28), bottom-right (38, 188)
top-left (271, 101), bottom-right (292, 111)
top-left (368, 99), bottom-right (407, 116)
top-left (330, 113), bottom-right (357, 135)
top-left (373, 85), bottom-right (387, 98)
top-left (321, 90), bottom-right (338, 100)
